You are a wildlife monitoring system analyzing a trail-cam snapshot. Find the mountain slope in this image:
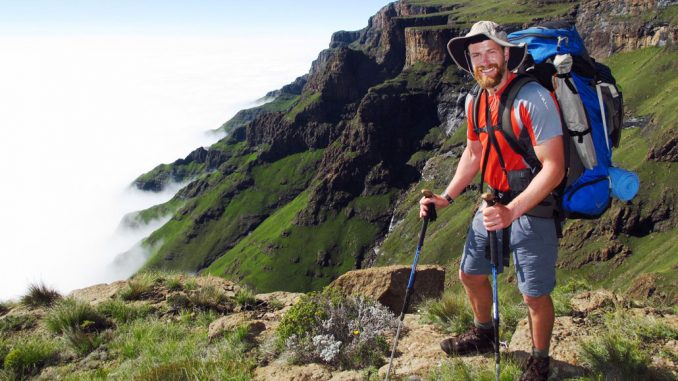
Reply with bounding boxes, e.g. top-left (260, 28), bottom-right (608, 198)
top-left (129, 0), bottom-right (677, 300)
